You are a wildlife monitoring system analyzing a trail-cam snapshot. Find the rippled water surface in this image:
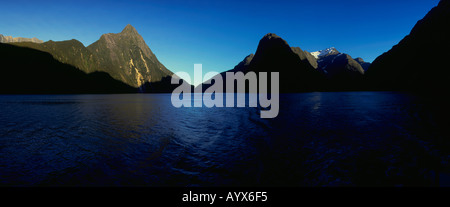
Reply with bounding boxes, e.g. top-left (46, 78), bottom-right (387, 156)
top-left (1, 92), bottom-right (449, 186)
